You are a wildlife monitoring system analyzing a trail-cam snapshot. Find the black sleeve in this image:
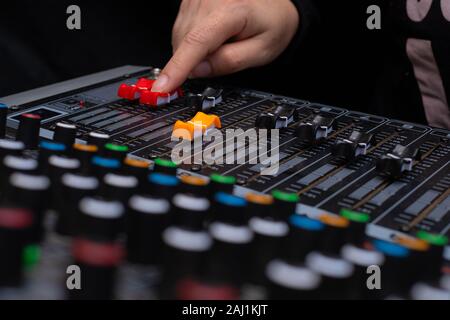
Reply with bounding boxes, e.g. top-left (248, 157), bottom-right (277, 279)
top-left (278, 0), bottom-right (321, 64)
